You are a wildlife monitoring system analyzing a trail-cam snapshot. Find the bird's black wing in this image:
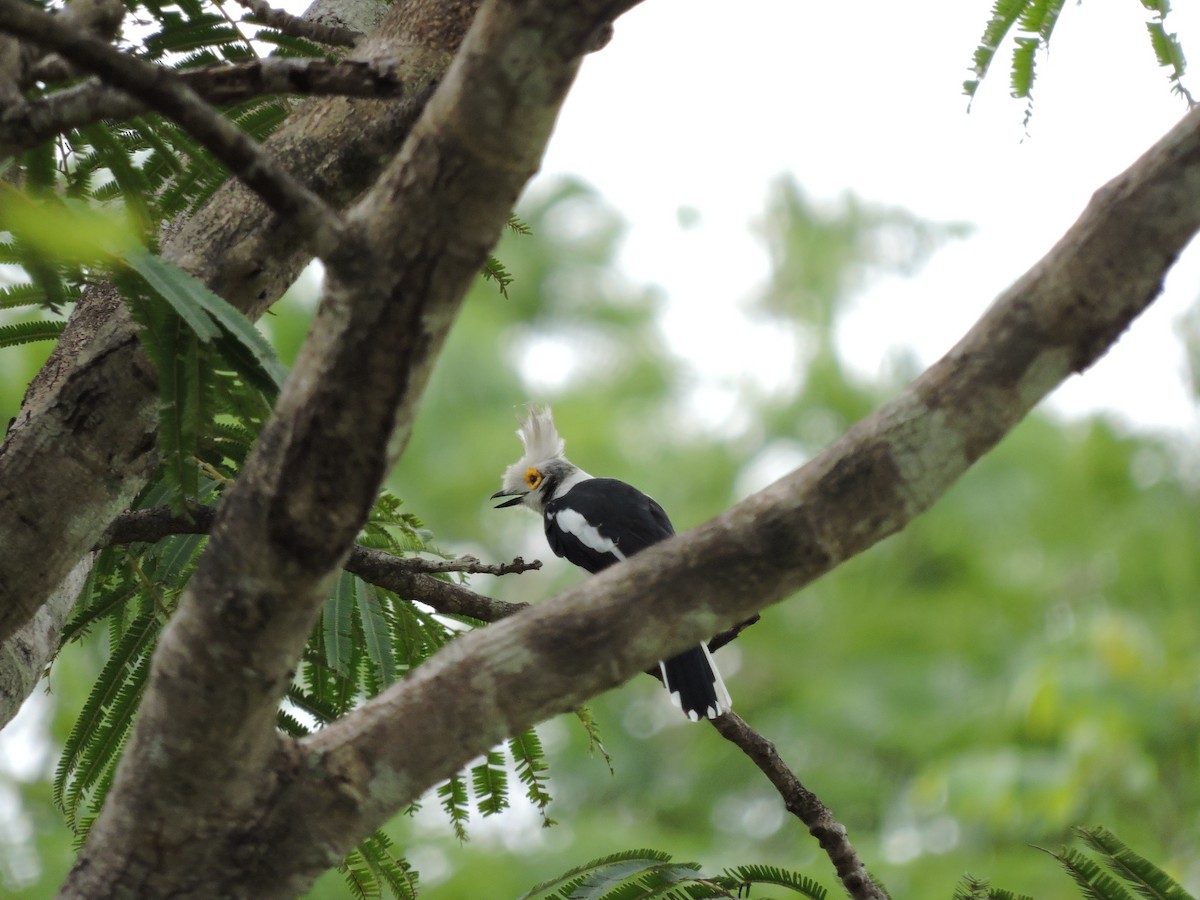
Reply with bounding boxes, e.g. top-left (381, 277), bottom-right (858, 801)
top-left (544, 478), bottom-right (674, 574)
